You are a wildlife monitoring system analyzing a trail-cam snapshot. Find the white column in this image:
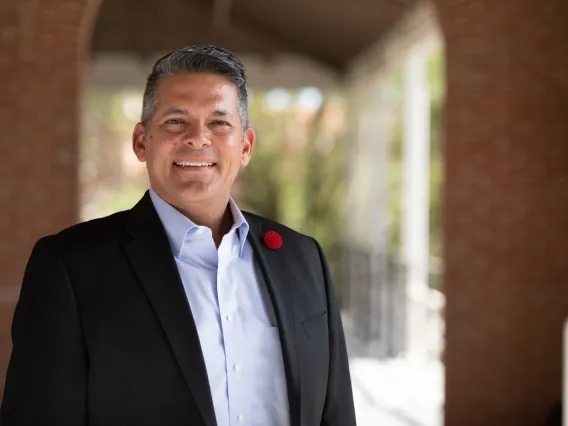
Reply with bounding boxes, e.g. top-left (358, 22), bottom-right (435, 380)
top-left (368, 83), bottom-right (393, 357)
top-left (401, 46), bottom-right (431, 360)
